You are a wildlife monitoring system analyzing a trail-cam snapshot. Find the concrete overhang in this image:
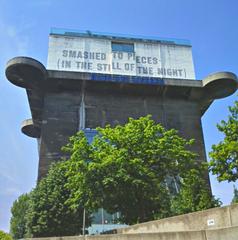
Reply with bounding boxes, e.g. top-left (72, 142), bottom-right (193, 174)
top-left (5, 57), bottom-right (238, 138)
top-left (21, 119), bottom-right (41, 138)
top-left (5, 57), bottom-right (47, 89)
top-left (202, 72), bottom-right (238, 99)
